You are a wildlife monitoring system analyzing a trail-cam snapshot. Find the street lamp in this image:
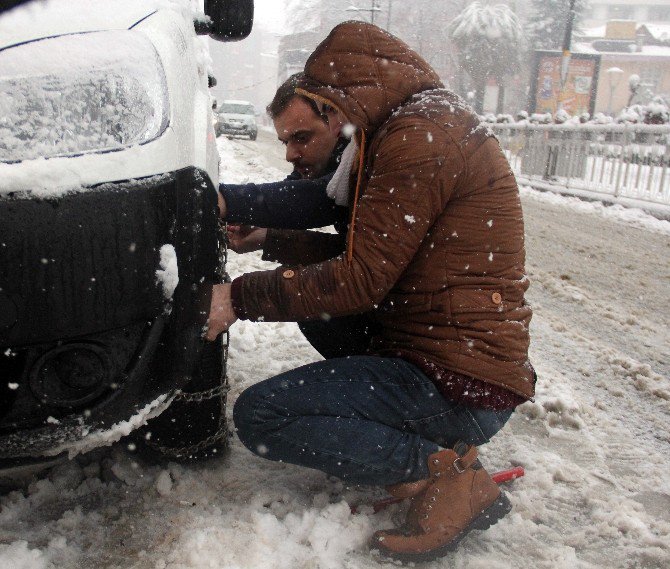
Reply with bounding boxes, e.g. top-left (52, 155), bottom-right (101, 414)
top-left (606, 66), bottom-right (624, 115)
top-left (346, 1), bottom-right (382, 25)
